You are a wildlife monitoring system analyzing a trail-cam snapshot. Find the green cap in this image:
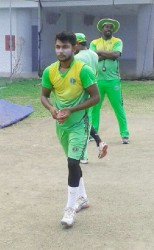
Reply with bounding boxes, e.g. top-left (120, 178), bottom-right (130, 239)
top-left (75, 33), bottom-right (87, 43)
